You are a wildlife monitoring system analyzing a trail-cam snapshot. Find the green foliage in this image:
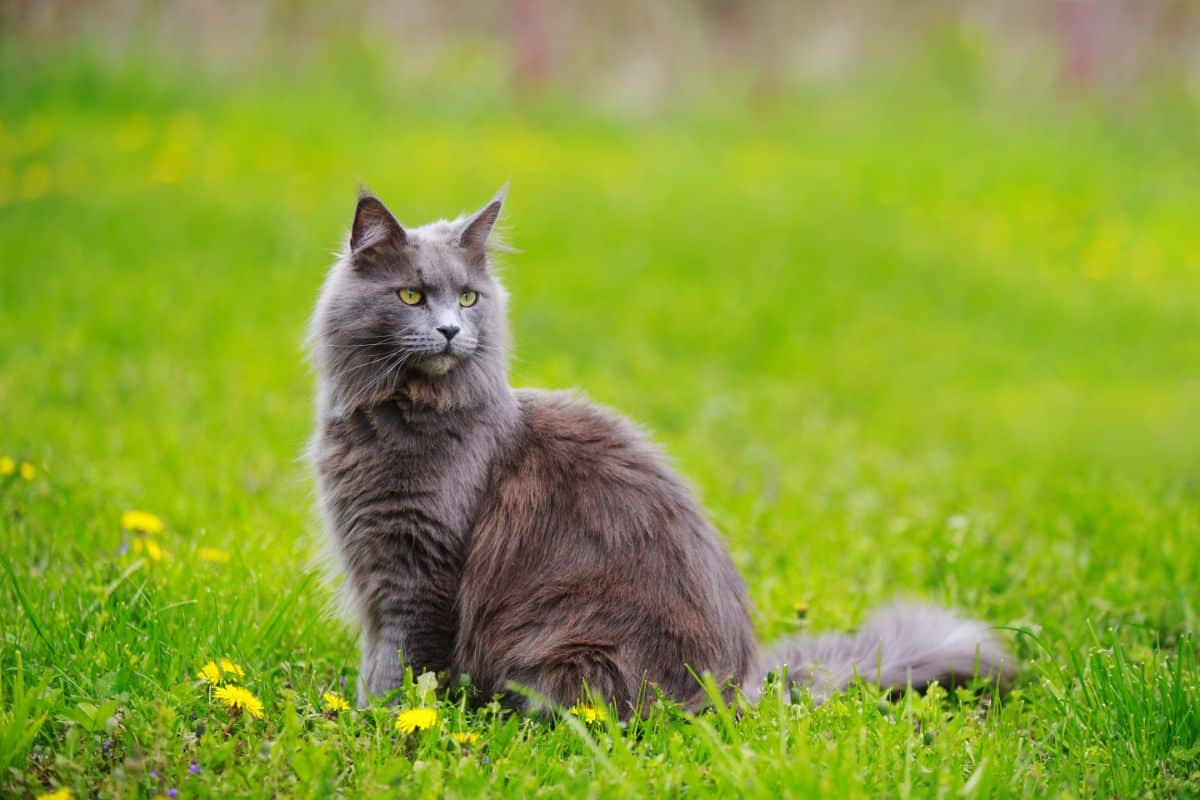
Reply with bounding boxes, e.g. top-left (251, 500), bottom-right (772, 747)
top-left (2, 46), bottom-right (1199, 798)
top-left (0, 655), bottom-right (56, 775)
